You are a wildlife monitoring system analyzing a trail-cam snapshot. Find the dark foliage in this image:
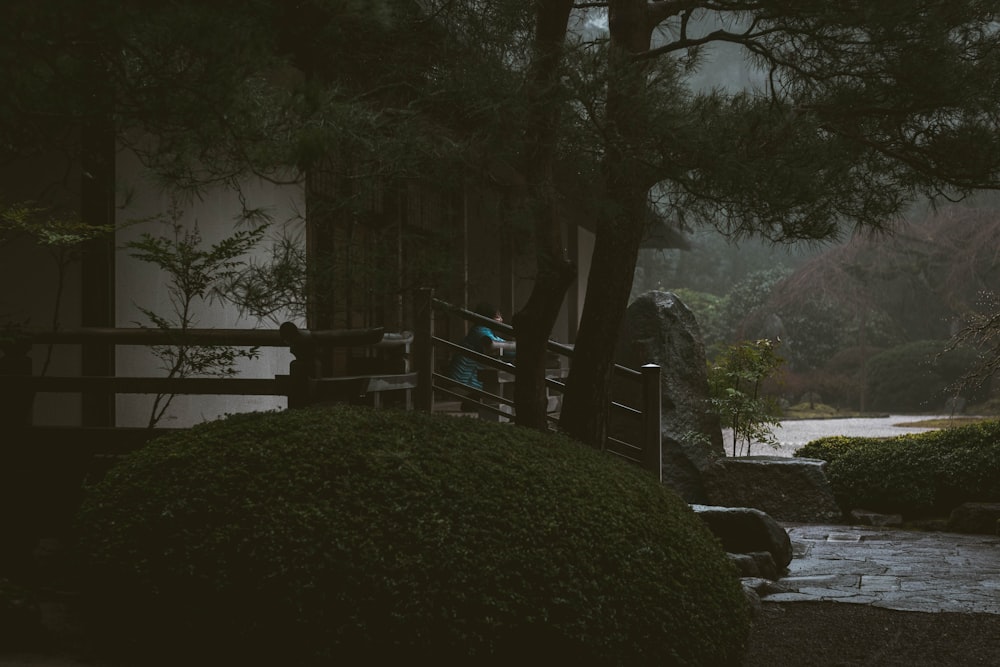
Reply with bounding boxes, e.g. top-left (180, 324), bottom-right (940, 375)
top-left (865, 340), bottom-right (986, 412)
top-left (76, 406), bottom-right (750, 666)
